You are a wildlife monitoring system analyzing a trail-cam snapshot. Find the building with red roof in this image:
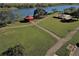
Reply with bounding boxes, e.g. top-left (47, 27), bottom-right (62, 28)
top-left (24, 16), bottom-right (34, 22)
